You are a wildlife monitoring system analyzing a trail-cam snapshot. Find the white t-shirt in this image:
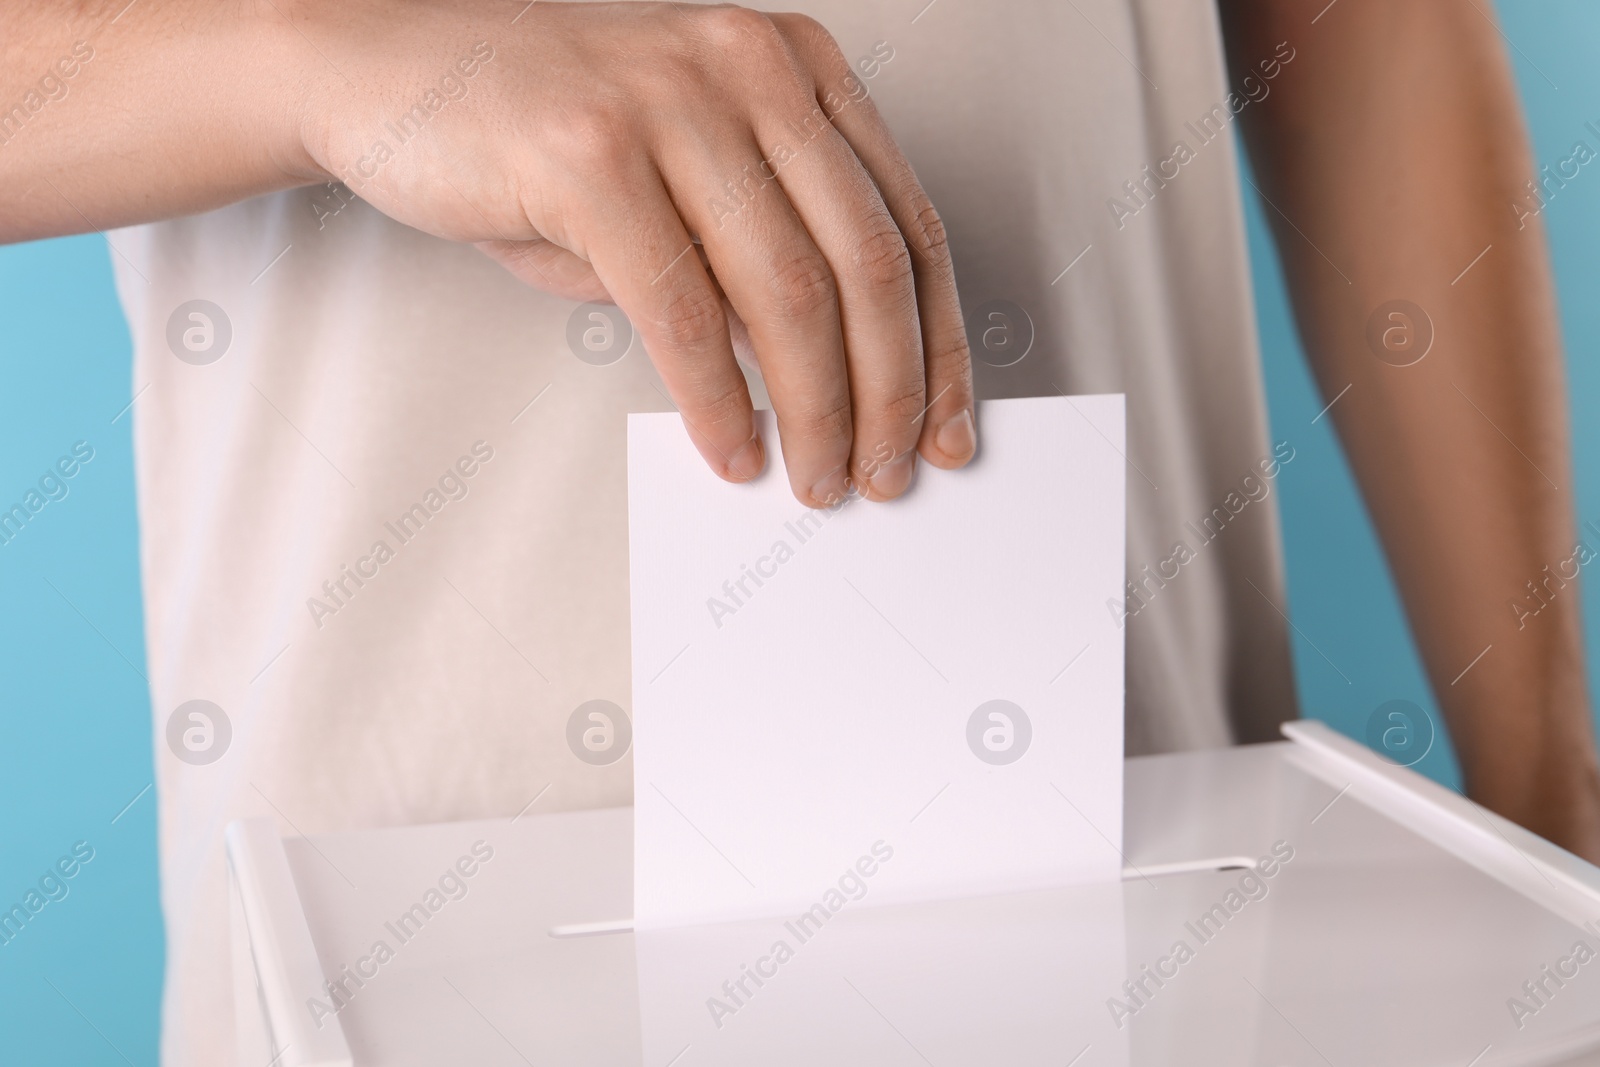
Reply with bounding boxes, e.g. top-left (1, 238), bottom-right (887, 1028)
top-left (111, 1), bottom-right (1298, 1061)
